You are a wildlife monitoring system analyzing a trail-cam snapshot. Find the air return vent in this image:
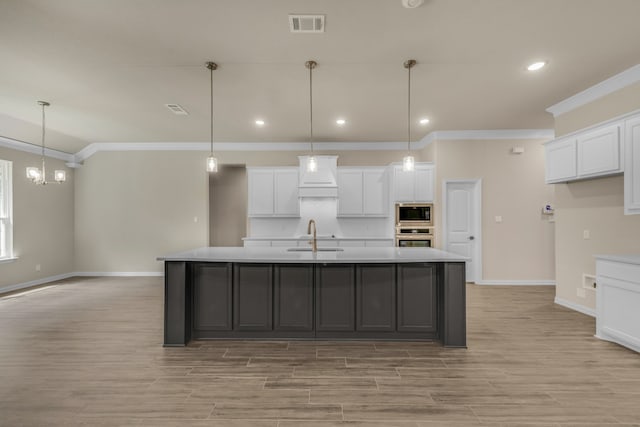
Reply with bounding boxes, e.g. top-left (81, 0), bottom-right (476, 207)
top-left (289, 15), bottom-right (325, 33)
top-left (165, 104), bottom-right (188, 115)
